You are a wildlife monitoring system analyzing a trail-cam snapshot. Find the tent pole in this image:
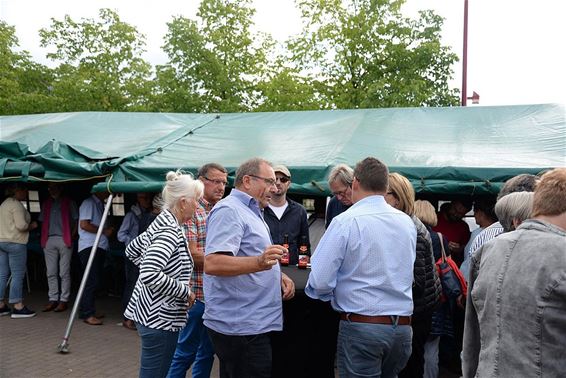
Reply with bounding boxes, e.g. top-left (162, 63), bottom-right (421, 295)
top-left (57, 193), bottom-right (114, 354)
